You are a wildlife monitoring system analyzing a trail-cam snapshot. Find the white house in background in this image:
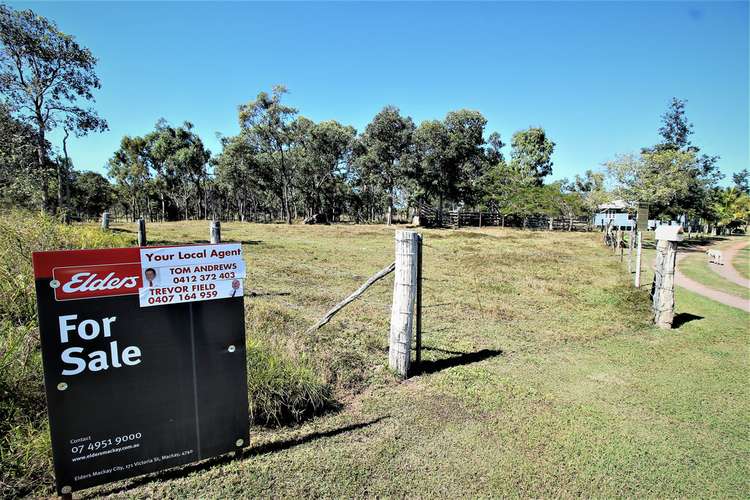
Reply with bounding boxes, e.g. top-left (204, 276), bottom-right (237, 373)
top-left (593, 200), bottom-right (635, 229)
